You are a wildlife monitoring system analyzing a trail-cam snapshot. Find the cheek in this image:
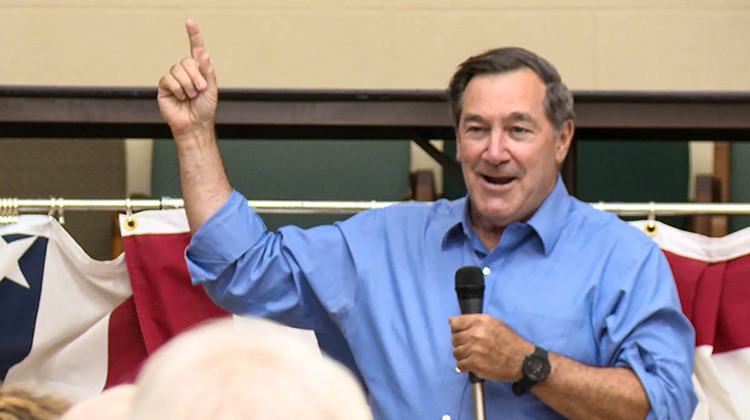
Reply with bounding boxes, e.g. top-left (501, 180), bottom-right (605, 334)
top-left (456, 145), bottom-right (472, 164)
top-left (457, 142), bottom-right (483, 164)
